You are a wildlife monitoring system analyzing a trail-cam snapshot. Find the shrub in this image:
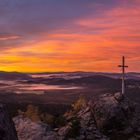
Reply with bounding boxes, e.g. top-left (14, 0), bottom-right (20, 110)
top-left (66, 117), bottom-right (80, 138)
top-left (40, 113), bottom-right (54, 125)
top-left (24, 104), bottom-right (40, 122)
top-left (64, 95), bottom-right (87, 119)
